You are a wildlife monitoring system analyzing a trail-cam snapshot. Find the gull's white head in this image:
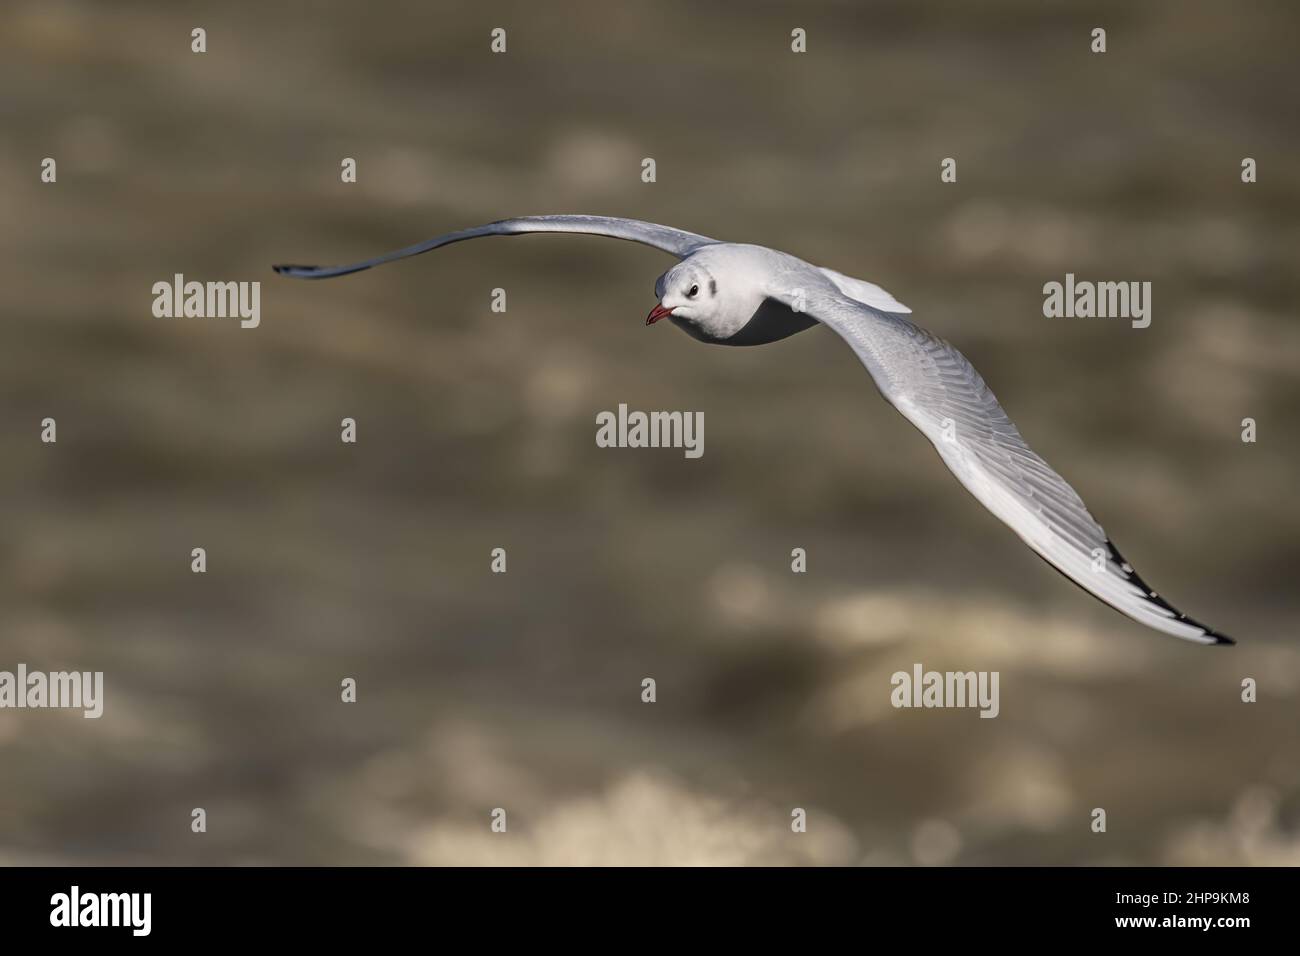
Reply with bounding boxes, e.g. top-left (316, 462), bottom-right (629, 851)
top-left (647, 260), bottom-right (721, 327)
top-left (647, 246), bottom-right (770, 343)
